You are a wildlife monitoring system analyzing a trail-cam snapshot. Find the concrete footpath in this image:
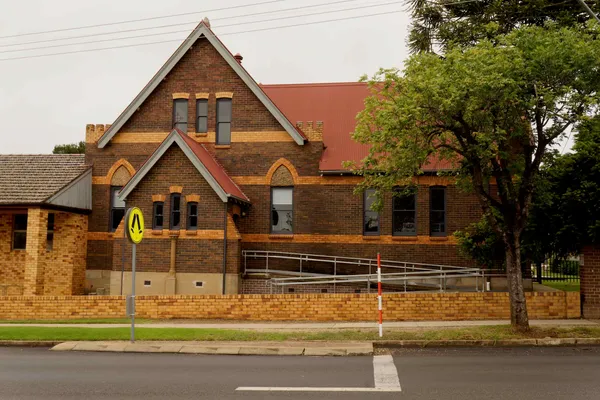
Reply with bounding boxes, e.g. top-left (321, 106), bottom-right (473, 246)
top-left (2, 319), bottom-right (597, 329)
top-left (51, 340), bottom-right (374, 356)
